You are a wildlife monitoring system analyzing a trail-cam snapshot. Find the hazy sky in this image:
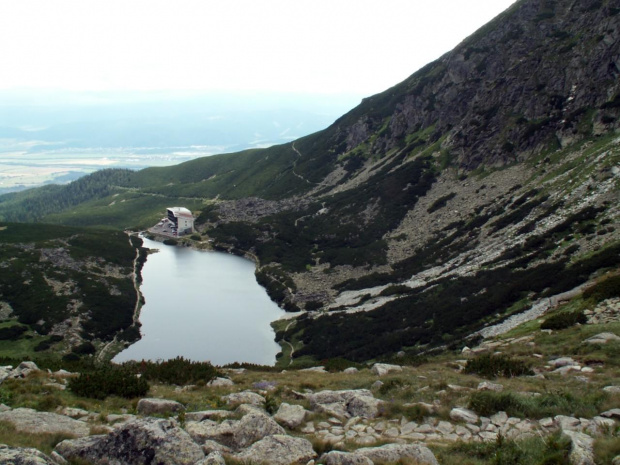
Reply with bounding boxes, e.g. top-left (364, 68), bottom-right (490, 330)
top-left (1, 0), bottom-right (517, 96)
